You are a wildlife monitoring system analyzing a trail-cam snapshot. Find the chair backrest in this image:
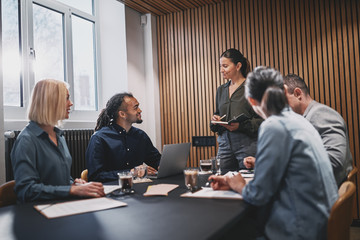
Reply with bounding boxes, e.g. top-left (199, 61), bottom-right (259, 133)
top-left (328, 181), bottom-right (356, 240)
top-left (0, 180), bottom-right (17, 207)
top-left (347, 166), bottom-right (358, 185)
top-left (81, 169), bottom-right (88, 182)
